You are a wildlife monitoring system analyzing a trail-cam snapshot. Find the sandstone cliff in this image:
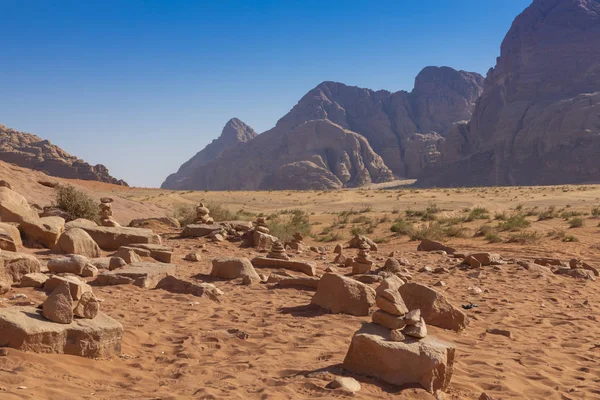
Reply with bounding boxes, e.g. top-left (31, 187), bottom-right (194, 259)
top-left (418, 0), bottom-right (600, 186)
top-left (162, 118), bottom-right (257, 189)
top-left (0, 124), bottom-right (127, 186)
top-left (164, 66), bottom-right (483, 190)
